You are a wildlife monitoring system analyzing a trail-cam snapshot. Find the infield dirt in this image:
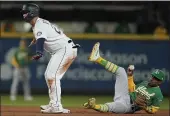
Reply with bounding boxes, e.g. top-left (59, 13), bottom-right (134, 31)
top-left (1, 105), bottom-right (169, 116)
